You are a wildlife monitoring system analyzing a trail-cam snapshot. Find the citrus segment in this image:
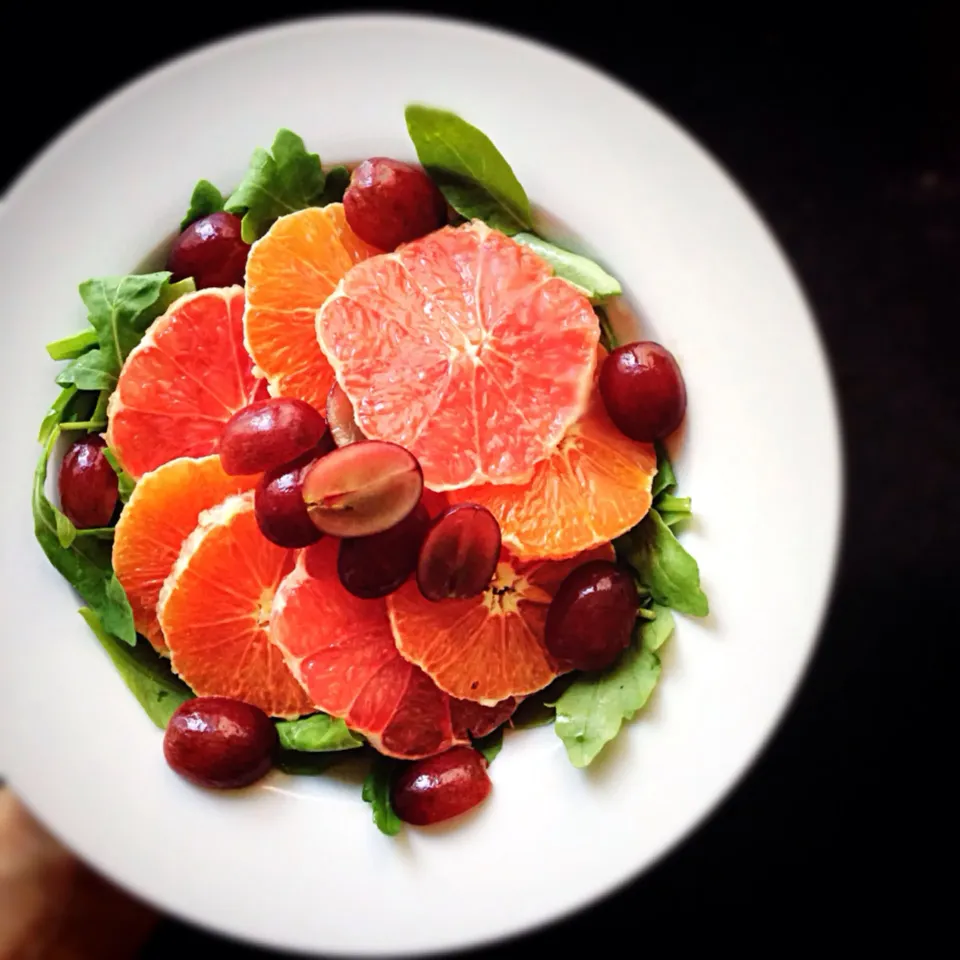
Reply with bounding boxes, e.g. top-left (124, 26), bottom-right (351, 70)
top-left (448, 389), bottom-right (657, 559)
top-left (270, 540), bottom-right (515, 759)
top-left (387, 543), bottom-right (615, 704)
top-left (157, 492), bottom-right (311, 718)
top-left (112, 456), bottom-right (258, 652)
top-left (243, 204), bottom-right (381, 411)
top-left (106, 287), bottom-right (263, 479)
top-left (316, 220), bottom-right (599, 491)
